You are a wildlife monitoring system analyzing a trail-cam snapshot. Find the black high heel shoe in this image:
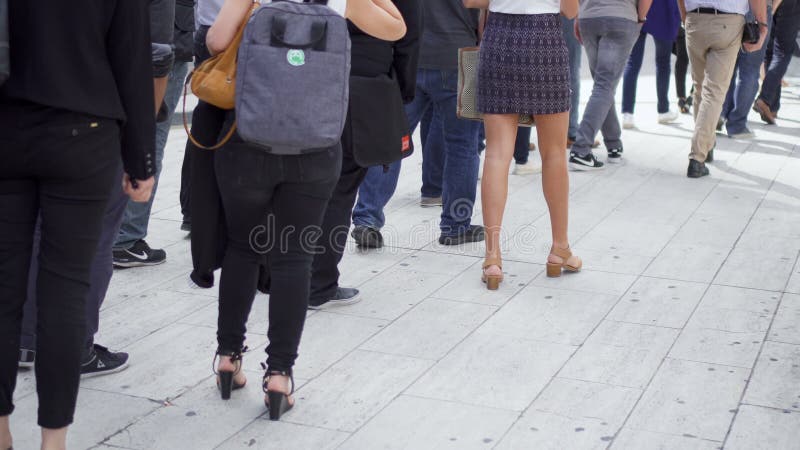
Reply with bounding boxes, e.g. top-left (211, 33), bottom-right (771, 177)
top-left (214, 346), bottom-right (247, 400)
top-left (262, 364), bottom-right (295, 421)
